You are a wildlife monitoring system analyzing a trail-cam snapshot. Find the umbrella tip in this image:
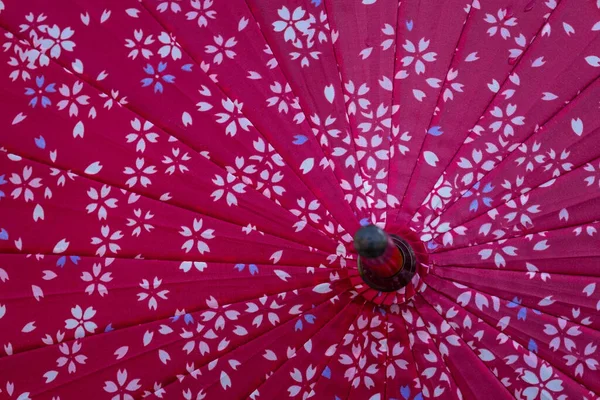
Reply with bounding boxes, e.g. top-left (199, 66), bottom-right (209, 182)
top-left (353, 224), bottom-right (388, 258)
